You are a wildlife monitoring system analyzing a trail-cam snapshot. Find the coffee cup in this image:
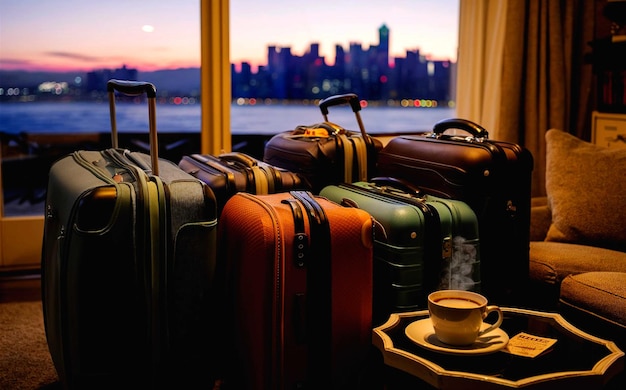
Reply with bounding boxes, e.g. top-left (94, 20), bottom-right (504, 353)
top-left (427, 290), bottom-right (503, 346)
